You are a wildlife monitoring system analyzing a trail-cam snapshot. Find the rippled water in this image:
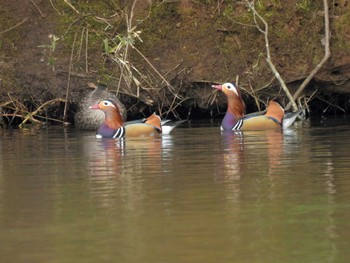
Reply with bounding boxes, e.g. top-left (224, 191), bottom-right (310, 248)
top-left (1, 117), bottom-right (350, 263)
